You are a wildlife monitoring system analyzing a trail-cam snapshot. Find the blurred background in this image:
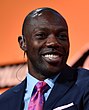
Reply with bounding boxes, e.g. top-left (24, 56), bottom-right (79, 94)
top-left (0, 0), bottom-right (89, 93)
